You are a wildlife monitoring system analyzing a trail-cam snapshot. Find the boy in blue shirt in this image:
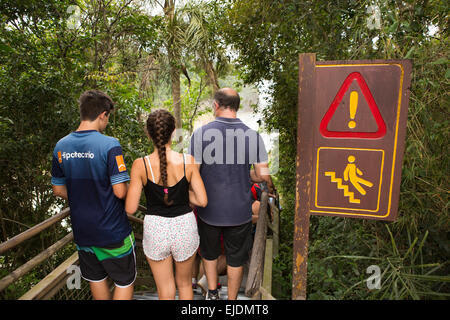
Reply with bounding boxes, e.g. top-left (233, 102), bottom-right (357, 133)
top-left (51, 90), bottom-right (135, 300)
